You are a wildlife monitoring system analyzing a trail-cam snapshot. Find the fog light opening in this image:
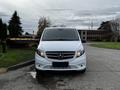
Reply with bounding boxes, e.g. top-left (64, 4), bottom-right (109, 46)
top-left (81, 65), bottom-right (83, 67)
top-left (38, 65), bottom-right (41, 67)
